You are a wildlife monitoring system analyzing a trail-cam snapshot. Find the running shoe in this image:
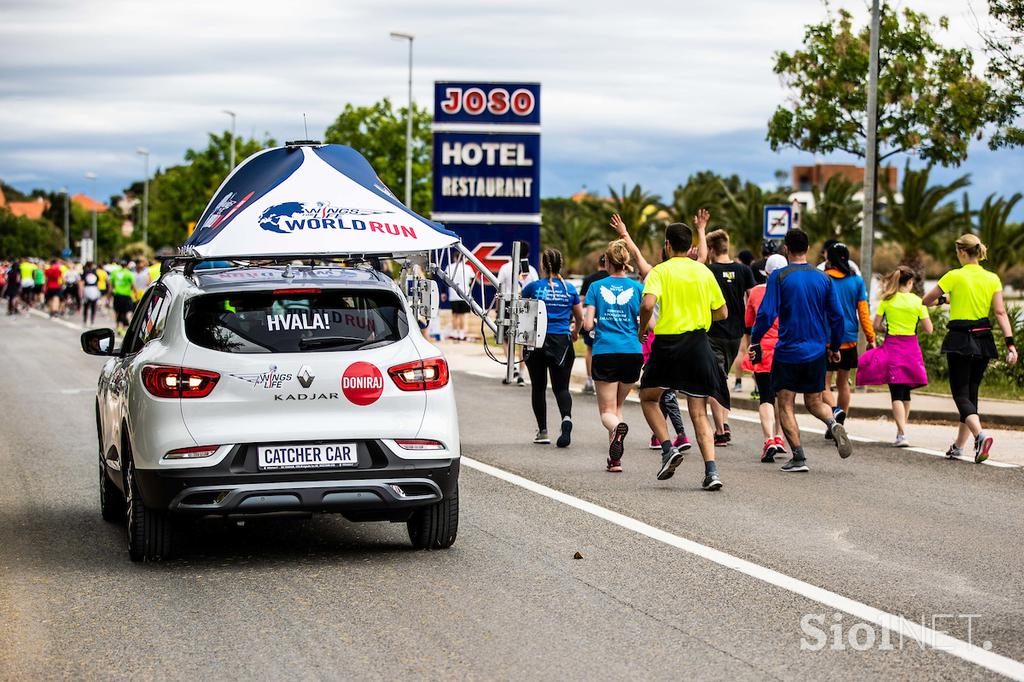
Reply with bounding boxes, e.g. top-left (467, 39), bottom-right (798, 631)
top-left (893, 435), bottom-right (910, 448)
top-left (556, 417), bottom-right (573, 448)
top-left (582, 380), bottom-right (596, 395)
top-left (732, 379), bottom-right (742, 393)
top-left (724, 423), bottom-right (732, 442)
top-left (750, 389), bottom-right (760, 401)
top-left (606, 458), bottom-right (623, 473)
top-left (702, 473), bottom-right (723, 490)
top-left (714, 432), bottom-right (729, 447)
top-left (945, 444), bottom-right (963, 460)
top-left (673, 434), bottom-right (692, 452)
top-left (974, 433), bottom-right (993, 464)
top-left (533, 429), bottom-right (550, 445)
top-left (780, 458), bottom-right (809, 473)
top-left (656, 448), bottom-right (684, 481)
top-left (760, 439), bottom-right (778, 463)
top-left (773, 435), bottom-right (787, 454)
top-left (830, 423), bottom-right (853, 459)
top-left (516, 372), bottom-right (525, 387)
top-left (649, 435), bottom-right (662, 450)
top-left (609, 422), bottom-right (628, 460)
